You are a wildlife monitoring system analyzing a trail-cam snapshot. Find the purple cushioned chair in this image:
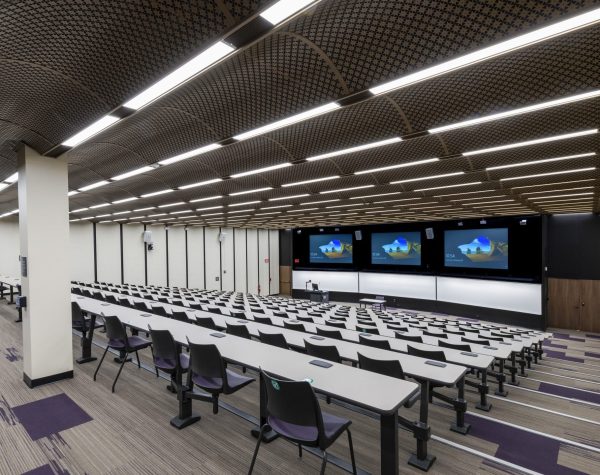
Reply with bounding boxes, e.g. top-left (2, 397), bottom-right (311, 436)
top-left (149, 327), bottom-right (189, 392)
top-left (249, 370), bottom-right (357, 475)
top-left (93, 315), bottom-right (152, 393)
top-left (187, 341), bottom-right (254, 414)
